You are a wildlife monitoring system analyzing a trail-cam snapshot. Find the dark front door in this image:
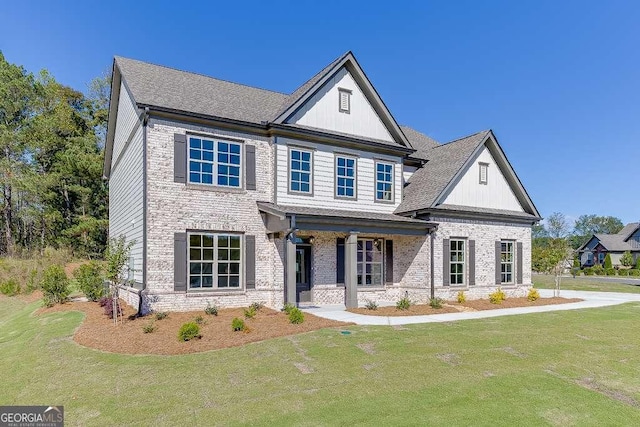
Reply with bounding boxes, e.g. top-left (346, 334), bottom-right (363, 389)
top-left (296, 245), bottom-right (312, 303)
